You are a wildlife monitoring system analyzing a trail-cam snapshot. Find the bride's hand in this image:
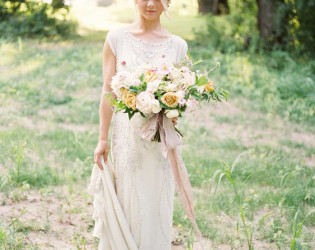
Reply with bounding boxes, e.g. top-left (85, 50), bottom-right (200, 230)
top-left (94, 139), bottom-right (110, 170)
top-left (171, 117), bottom-right (178, 126)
